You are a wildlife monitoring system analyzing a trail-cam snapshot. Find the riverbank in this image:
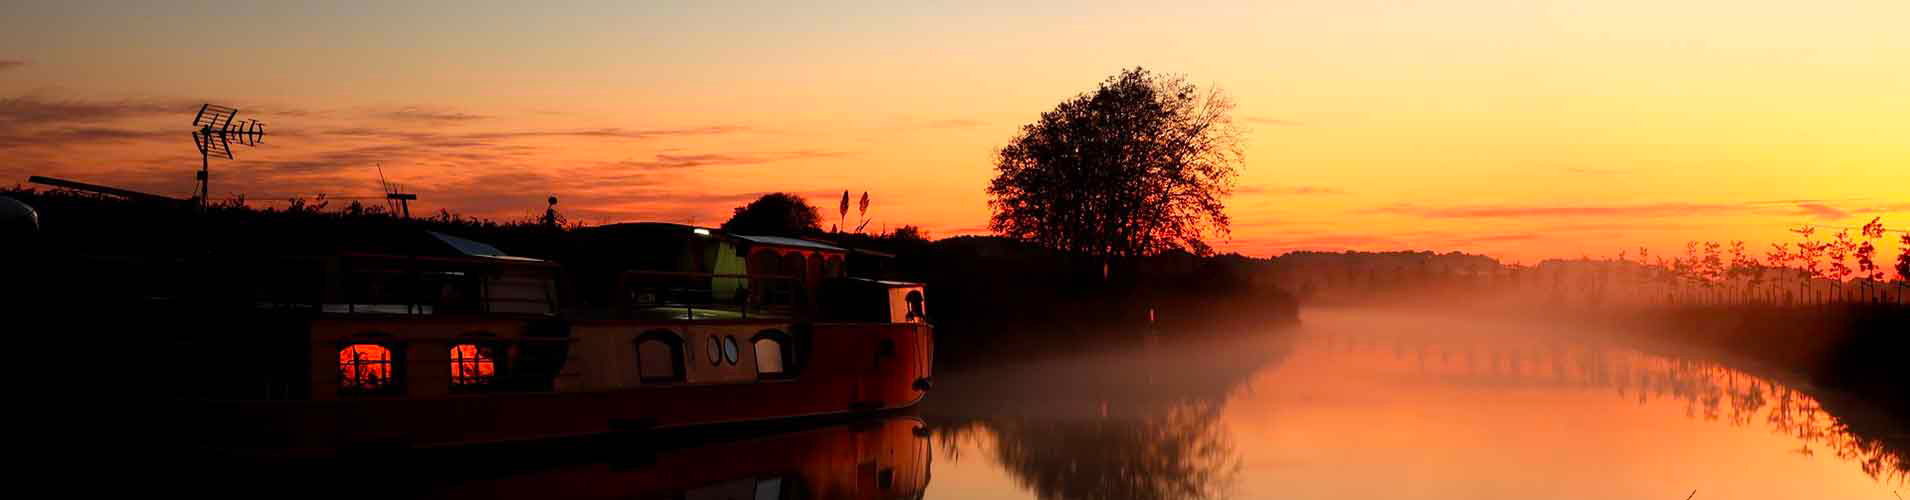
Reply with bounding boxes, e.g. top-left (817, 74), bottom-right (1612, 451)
top-left (1618, 303), bottom-right (1909, 416)
top-left (1294, 297), bottom-right (1907, 418)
